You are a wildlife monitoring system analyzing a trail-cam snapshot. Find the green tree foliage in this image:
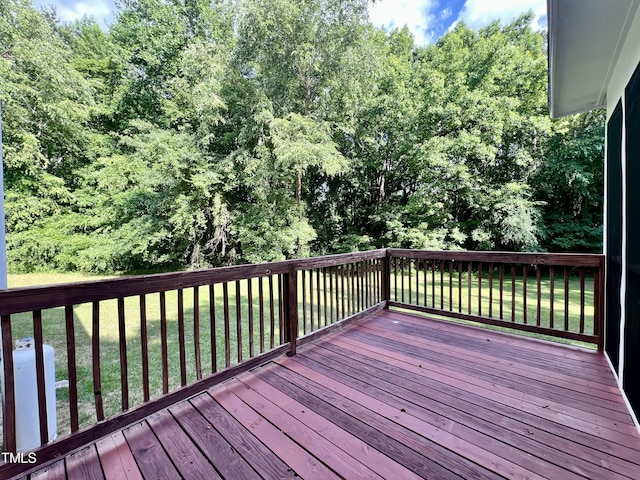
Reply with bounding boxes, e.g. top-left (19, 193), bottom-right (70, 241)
top-left (534, 109), bottom-right (605, 251)
top-left (0, 2), bottom-right (605, 273)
